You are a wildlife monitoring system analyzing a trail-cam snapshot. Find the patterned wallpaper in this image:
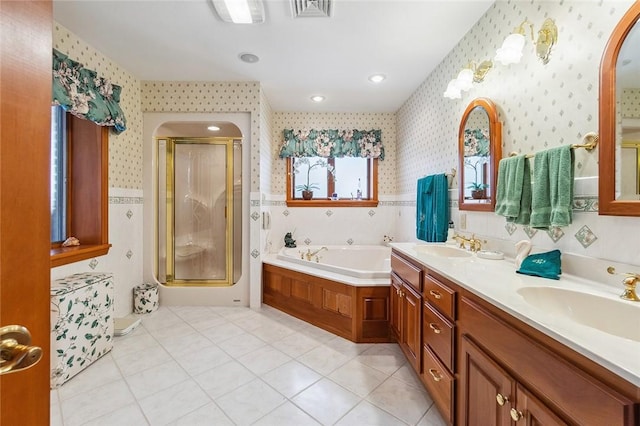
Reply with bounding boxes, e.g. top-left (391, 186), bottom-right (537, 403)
top-left (622, 89), bottom-right (640, 118)
top-left (54, 24), bottom-right (143, 190)
top-left (270, 112), bottom-right (397, 195)
top-left (398, 1), bottom-right (637, 193)
top-left (395, 0), bottom-right (640, 266)
top-left (260, 89), bottom-right (274, 194)
top-left (140, 81), bottom-right (262, 192)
